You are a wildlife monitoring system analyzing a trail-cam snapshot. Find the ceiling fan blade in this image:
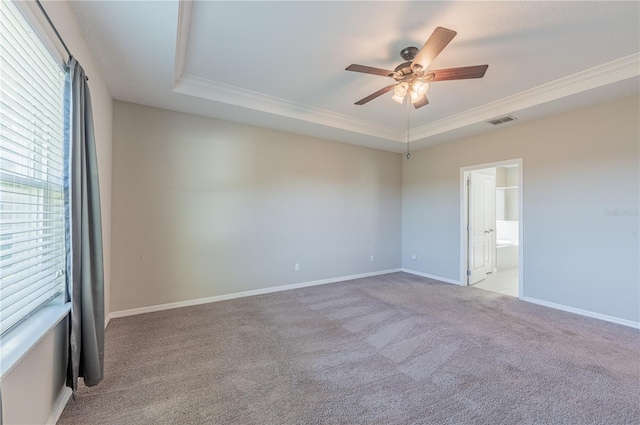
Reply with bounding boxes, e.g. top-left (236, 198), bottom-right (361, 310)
top-left (427, 65), bottom-right (489, 81)
top-left (411, 27), bottom-right (457, 72)
top-left (355, 84), bottom-right (396, 105)
top-left (413, 95), bottom-right (429, 109)
top-left (346, 64), bottom-right (395, 77)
